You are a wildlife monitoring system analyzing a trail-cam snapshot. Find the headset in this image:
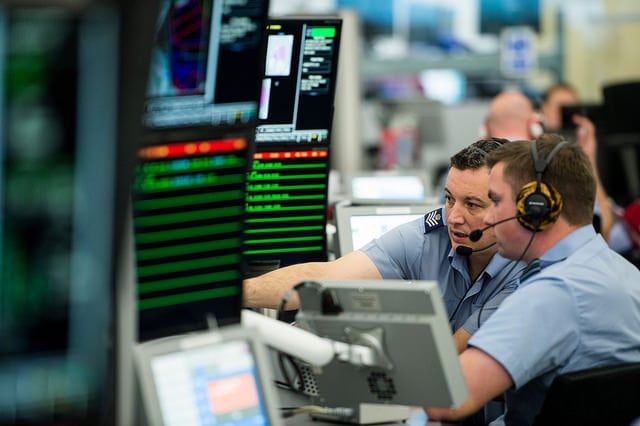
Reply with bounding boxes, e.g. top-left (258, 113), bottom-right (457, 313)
top-left (516, 139), bottom-right (569, 231)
